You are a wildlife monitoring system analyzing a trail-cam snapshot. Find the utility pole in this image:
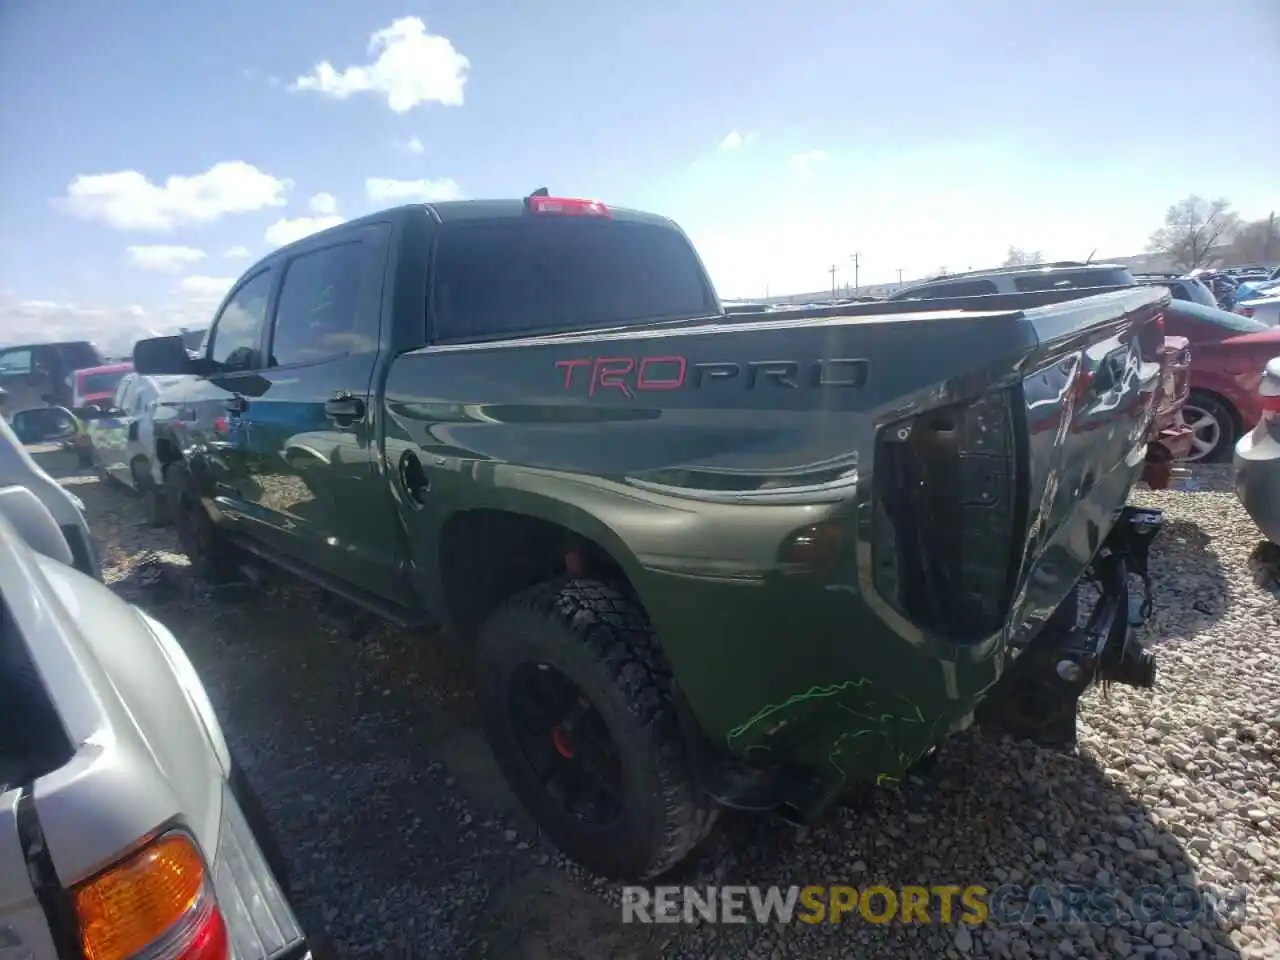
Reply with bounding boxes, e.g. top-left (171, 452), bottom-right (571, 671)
top-left (1265, 211), bottom-right (1277, 263)
top-left (896, 267), bottom-right (904, 286)
top-left (828, 263), bottom-right (838, 297)
top-left (850, 252), bottom-right (861, 295)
